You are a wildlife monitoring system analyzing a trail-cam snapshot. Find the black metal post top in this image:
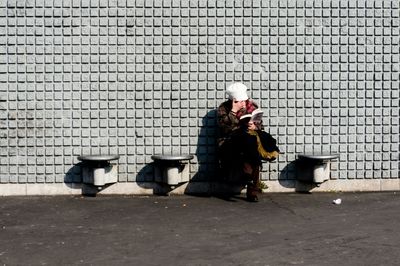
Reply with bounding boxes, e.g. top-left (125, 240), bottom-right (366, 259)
top-left (151, 154), bottom-right (194, 161)
top-left (298, 153), bottom-right (339, 160)
top-left (78, 154), bottom-right (120, 162)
